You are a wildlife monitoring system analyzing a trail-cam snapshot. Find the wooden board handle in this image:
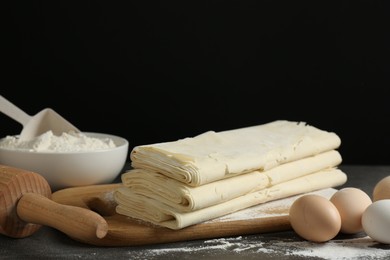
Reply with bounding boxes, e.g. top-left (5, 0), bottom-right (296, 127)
top-left (17, 193), bottom-right (108, 240)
